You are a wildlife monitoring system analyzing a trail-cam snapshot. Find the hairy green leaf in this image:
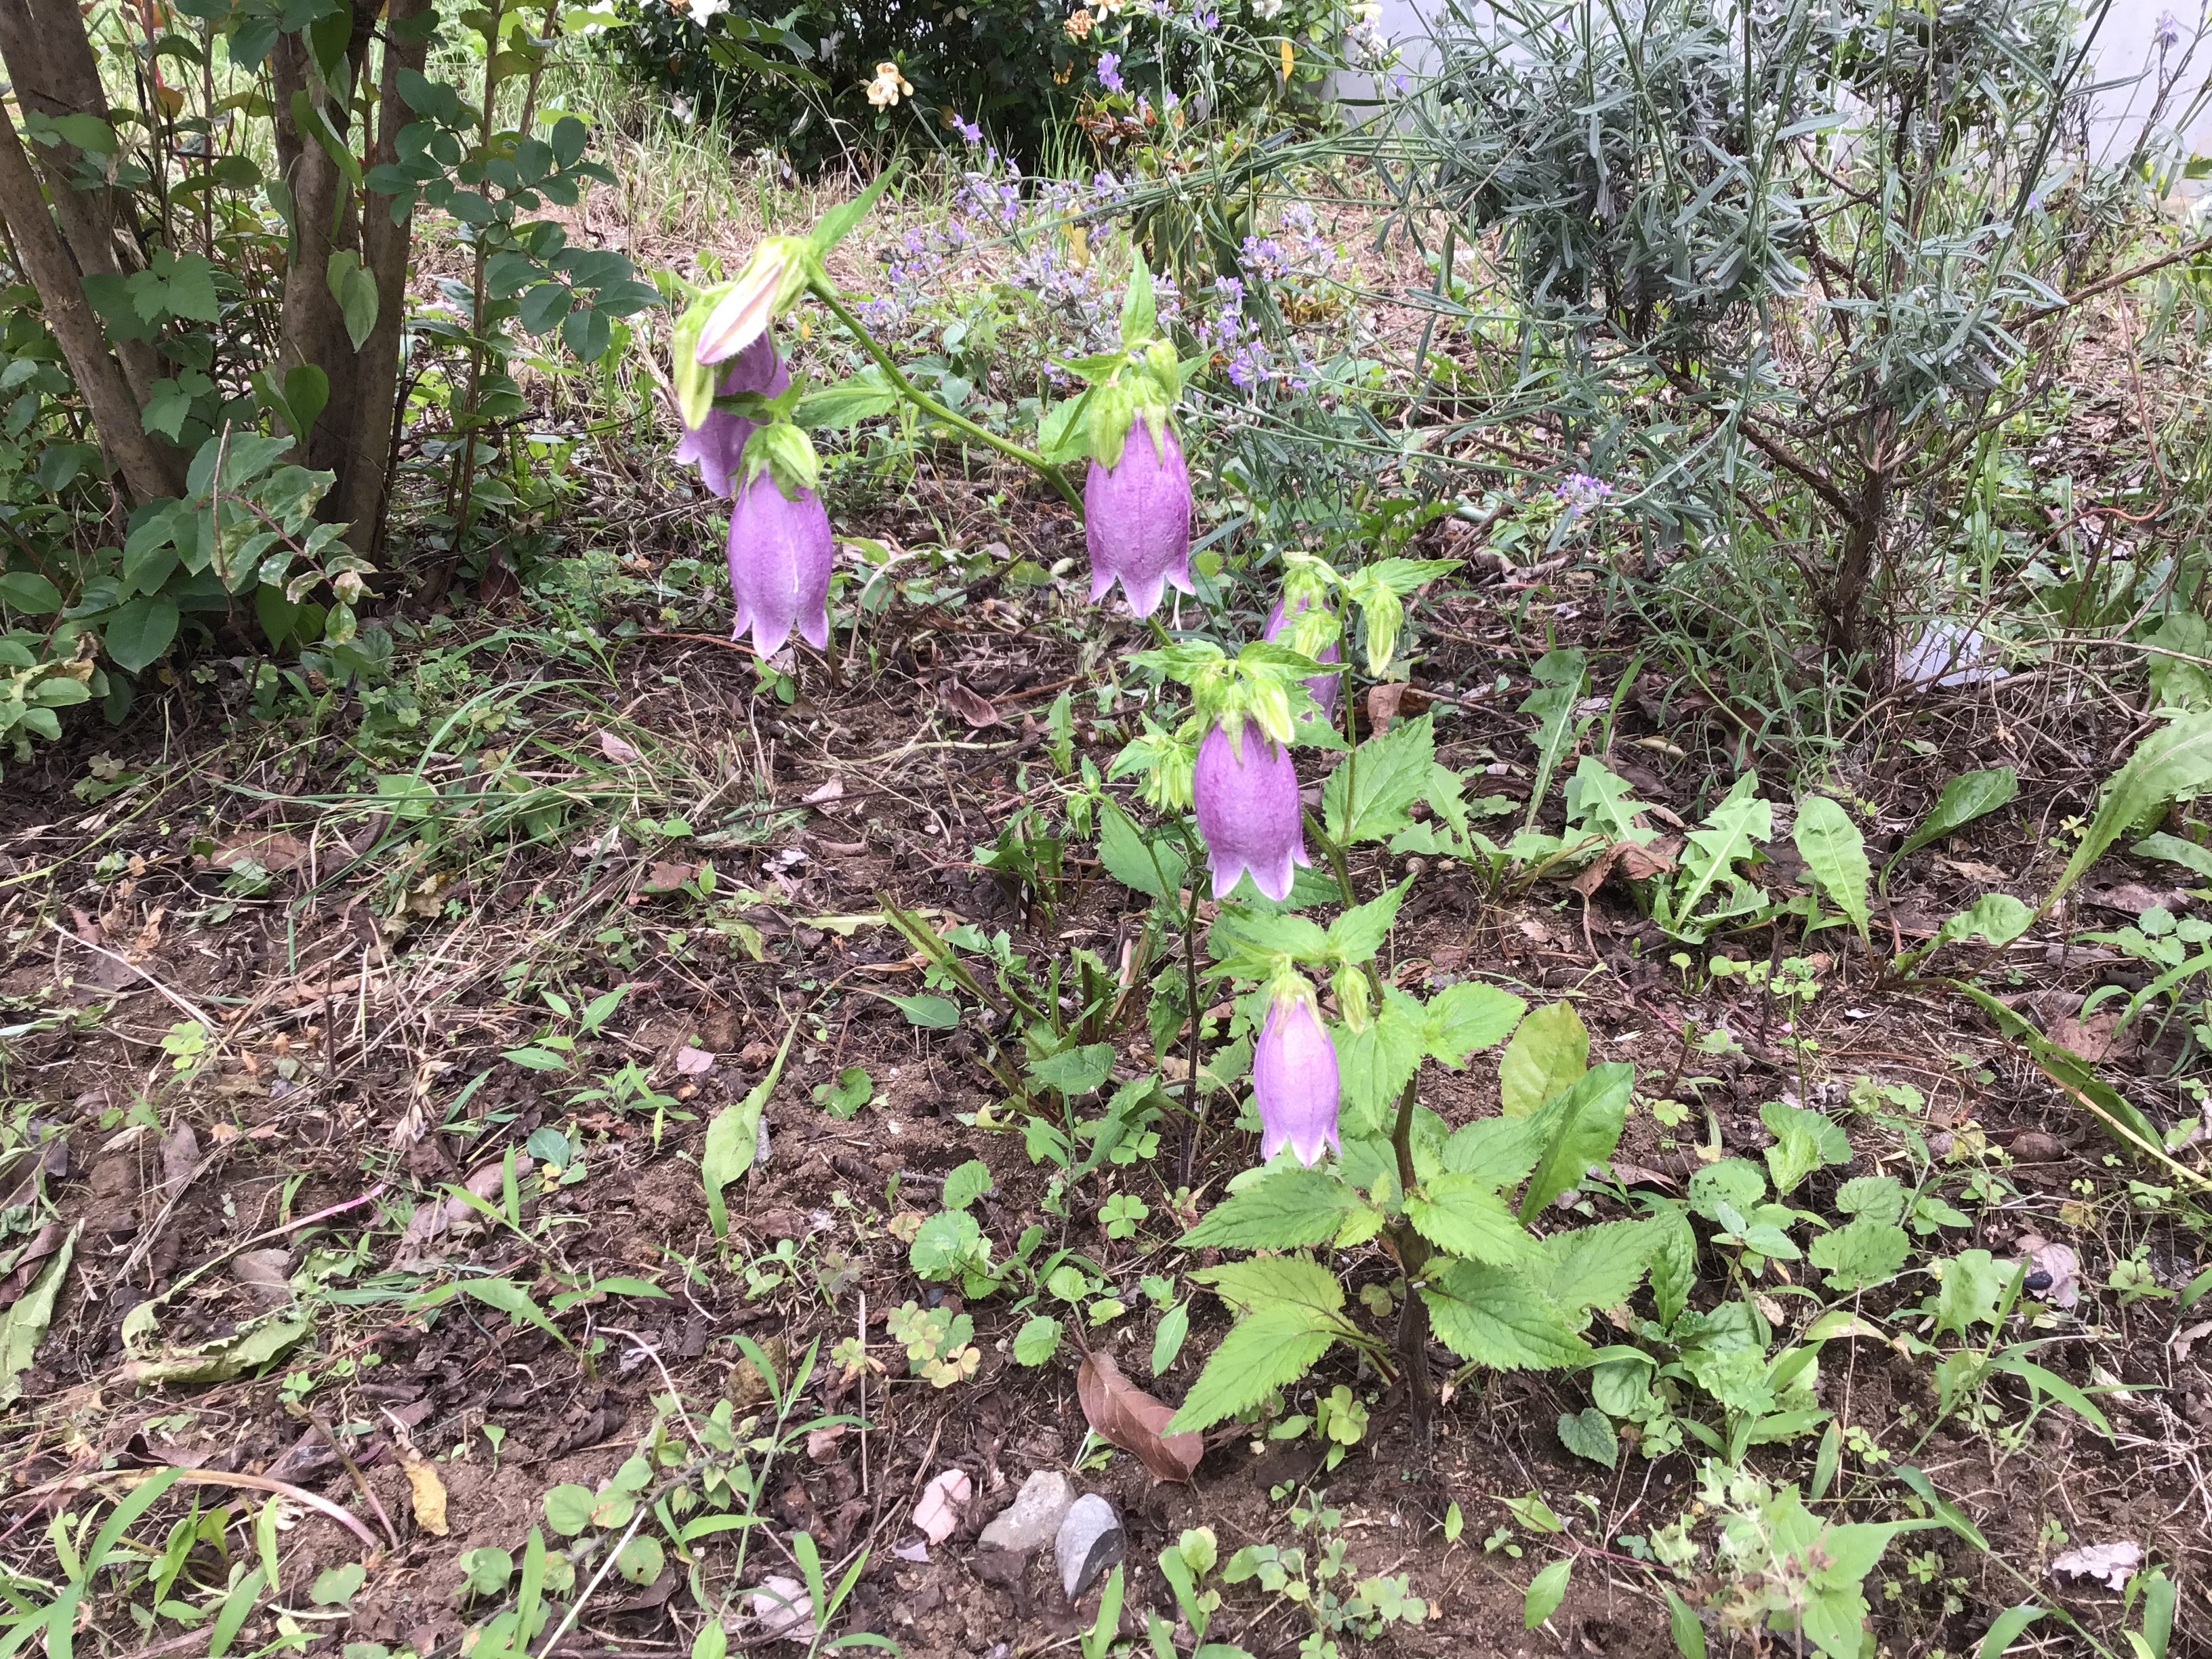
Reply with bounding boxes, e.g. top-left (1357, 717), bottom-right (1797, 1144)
top-left (1422, 981), bottom-right (1526, 1067)
top-left (1499, 1000), bottom-right (1589, 1118)
top-left (1190, 1255), bottom-right (1345, 1317)
top-left (1519, 1063), bottom-right (1634, 1221)
top-left (1164, 1303), bottom-right (1340, 1433)
top-left (1420, 1261), bottom-right (1589, 1369)
top-left (1181, 1167), bottom-right (1368, 1249)
top-left (1529, 1218), bottom-right (1656, 1319)
top-left (1407, 1174), bottom-right (1536, 1266)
